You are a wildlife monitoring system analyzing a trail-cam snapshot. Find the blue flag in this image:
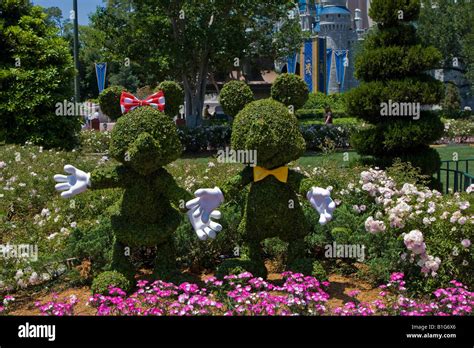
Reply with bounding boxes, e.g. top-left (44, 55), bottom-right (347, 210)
top-left (95, 63), bottom-right (107, 94)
